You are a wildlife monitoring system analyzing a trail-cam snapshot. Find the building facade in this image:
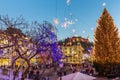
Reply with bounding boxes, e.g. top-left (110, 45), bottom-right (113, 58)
top-left (58, 36), bottom-right (92, 64)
